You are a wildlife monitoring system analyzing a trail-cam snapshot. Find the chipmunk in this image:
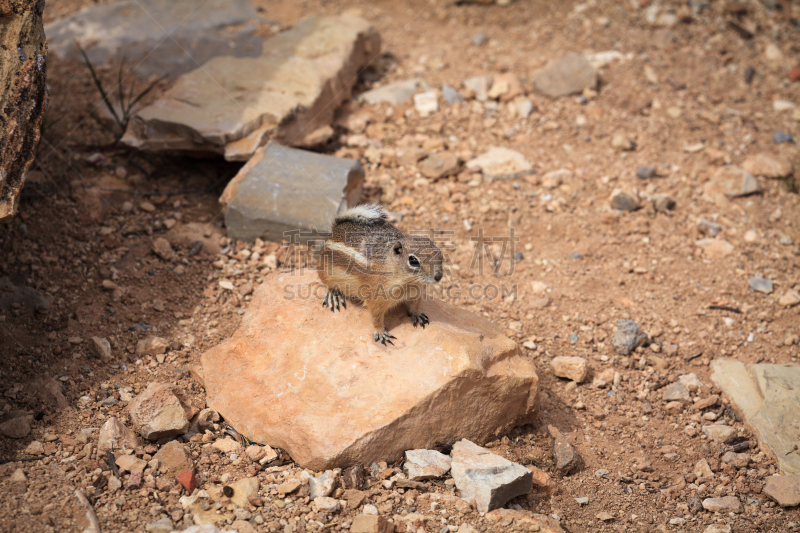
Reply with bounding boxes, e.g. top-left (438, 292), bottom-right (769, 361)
top-left (318, 204), bottom-right (444, 345)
